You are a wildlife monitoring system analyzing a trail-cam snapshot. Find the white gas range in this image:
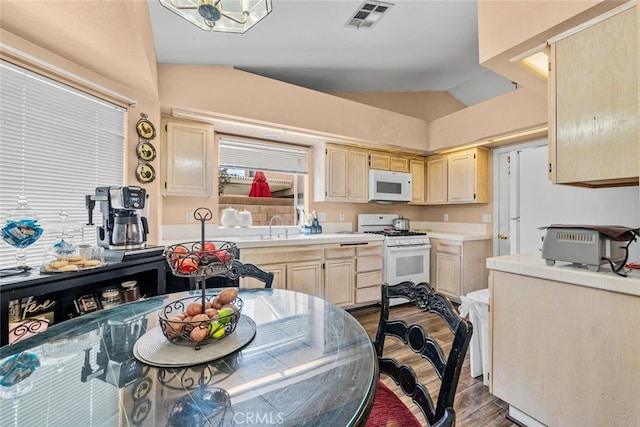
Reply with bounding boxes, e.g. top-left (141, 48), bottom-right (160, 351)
top-left (357, 214), bottom-right (431, 305)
